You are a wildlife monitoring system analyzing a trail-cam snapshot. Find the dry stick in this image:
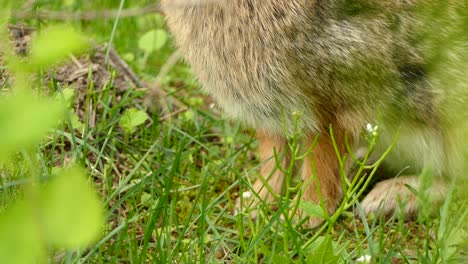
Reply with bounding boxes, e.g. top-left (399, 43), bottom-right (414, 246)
top-left (159, 107), bottom-right (188, 122)
top-left (7, 24), bottom-right (35, 34)
top-left (100, 45), bottom-right (187, 118)
top-left (103, 45), bottom-right (145, 88)
top-left (20, 0), bottom-right (37, 11)
top-left (69, 54), bottom-right (83, 68)
top-left (10, 4), bottom-right (162, 21)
